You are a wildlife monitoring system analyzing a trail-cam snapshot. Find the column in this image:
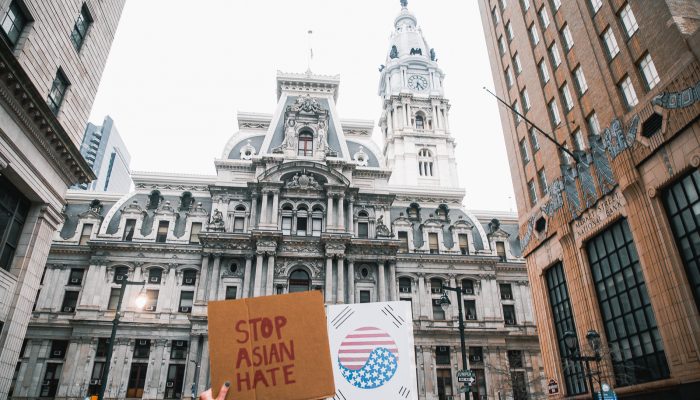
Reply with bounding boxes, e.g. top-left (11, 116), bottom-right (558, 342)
top-left (418, 274), bottom-right (429, 318)
top-left (337, 194), bottom-right (345, 231)
top-left (336, 257), bottom-right (345, 304)
top-left (378, 262), bottom-right (386, 302)
top-left (326, 194), bottom-right (334, 228)
top-left (253, 252), bottom-right (264, 297)
top-left (271, 191), bottom-right (279, 226)
top-left (260, 191), bottom-right (269, 225)
top-left (325, 257), bottom-right (333, 303)
top-left (347, 260), bottom-right (355, 303)
top-left (448, 274), bottom-right (458, 321)
top-left (250, 193), bottom-right (258, 229)
top-left (208, 256), bottom-right (221, 301)
top-left (242, 255), bottom-right (253, 298)
top-left (347, 197), bottom-right (354, 234)
top-left (388, 260), bottom-right (397, 301)
top-left (195, 255), bottom-right (209, 304)
top-left (266, 253), bottom-right (276, 296)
